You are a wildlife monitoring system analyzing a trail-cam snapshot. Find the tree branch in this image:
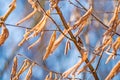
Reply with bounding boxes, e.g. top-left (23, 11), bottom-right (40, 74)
top-left (55, 5), bottom-right (99, 80)
top-left (36, 0), bottom-right (73, 41)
